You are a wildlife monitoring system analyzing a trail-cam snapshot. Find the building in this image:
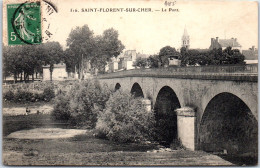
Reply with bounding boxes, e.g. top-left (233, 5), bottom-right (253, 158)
top-left (209, 37), bottom-right (242, 52)
top-left (109, 57), bottom-right (119, 72)
top-left (42, 63), bottom-right (67, 81)
top-left (168, 55), bottom-right (181, 66)
top-left (122, 50), bottom-right (137, 70)
top-left (113, 50), bottom-right (137, 70)
top-left (182, 27), bottom-right (190, 49)
top-left (242, 46), bottom-right (258, 64)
